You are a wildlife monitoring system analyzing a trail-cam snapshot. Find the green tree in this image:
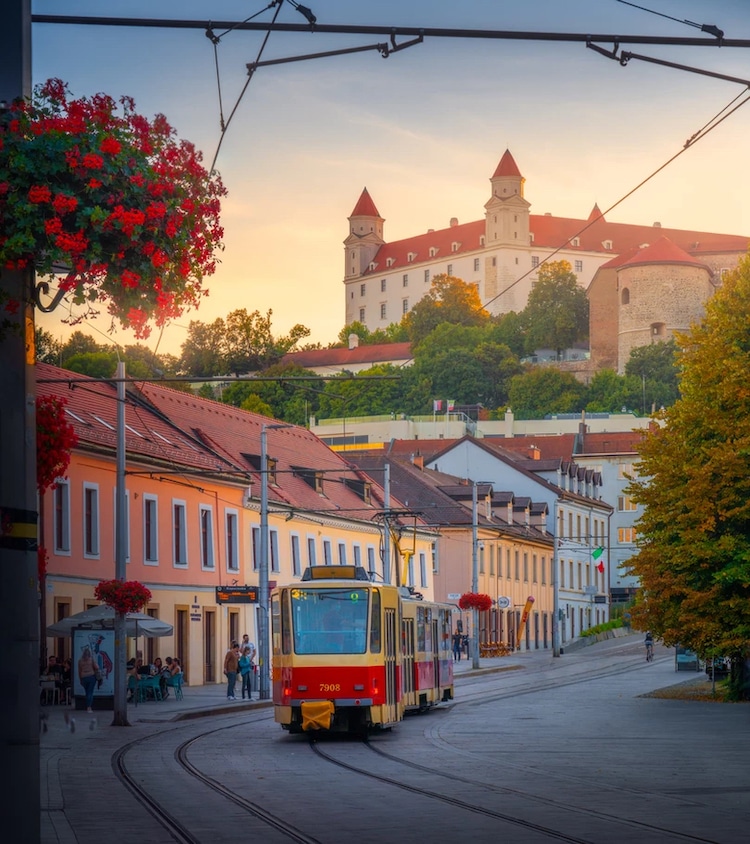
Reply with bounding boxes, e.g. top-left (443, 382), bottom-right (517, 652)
top-left (508, 367), bottom-right (587, 418)
top-left (625, 339), bottom-right (680, 412)
top-left (585, 369), bottom-right (643, 414)
top-left (180, 318), bottom-right (226, 376)
top-left (220, 363), bottom-right (322, 425)
top-left (316, 364), bottom-right (422, 419)
top-left (35, 328), bottom-right (62, 364)
top-left (240, 394), bottom-right (275, 418)
top-left (335, 320), bottom-right (409, 347)
top-left (626, 255), bottom-right (750, 693)
top-left (223, 309), bottom-right (310, 375)
top-left (521, 260), bottom-right (588, 359)
top-left (404, 274), bottom-right (489, 343)
top-left (64, 351), bottom-right (118, 379)
top-left (60, 330), bottom-right (102, 363)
